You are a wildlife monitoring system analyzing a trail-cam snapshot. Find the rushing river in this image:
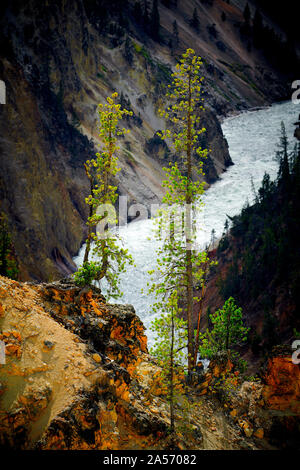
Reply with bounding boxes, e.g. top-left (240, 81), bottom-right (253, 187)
top-left (74, 100), bottom-right (299, 347)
